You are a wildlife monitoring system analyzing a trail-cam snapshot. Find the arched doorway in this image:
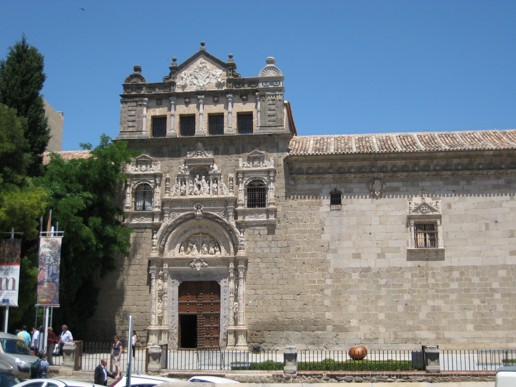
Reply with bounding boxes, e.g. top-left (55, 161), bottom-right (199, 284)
top-left (178, 281), bottom-right (220, 349)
